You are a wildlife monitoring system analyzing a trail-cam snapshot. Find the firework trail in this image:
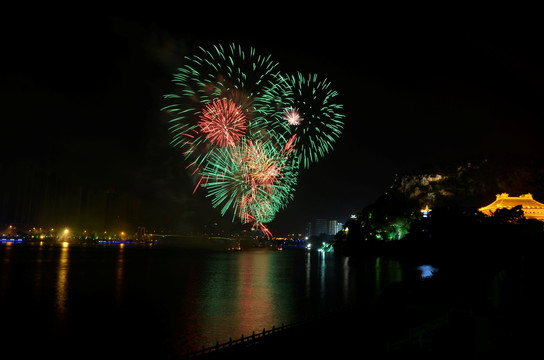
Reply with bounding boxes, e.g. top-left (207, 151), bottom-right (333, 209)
top-left (274, 72), bottom-right (345, 168)
top-left (162, 44), bottom-right (284, 174)
top-left (162, 44), bottom-right (344, 236)
top-left (199, 137), bottom-right (299, 225)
